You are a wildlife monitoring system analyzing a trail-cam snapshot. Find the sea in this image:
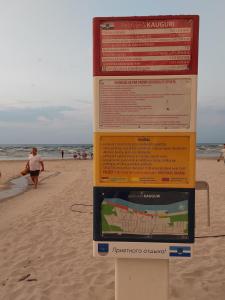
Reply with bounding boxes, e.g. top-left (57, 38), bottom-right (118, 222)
top-left (0, 143), bottom-right (222, 161)
top-left (0, 144), bottom-right (93, 161)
